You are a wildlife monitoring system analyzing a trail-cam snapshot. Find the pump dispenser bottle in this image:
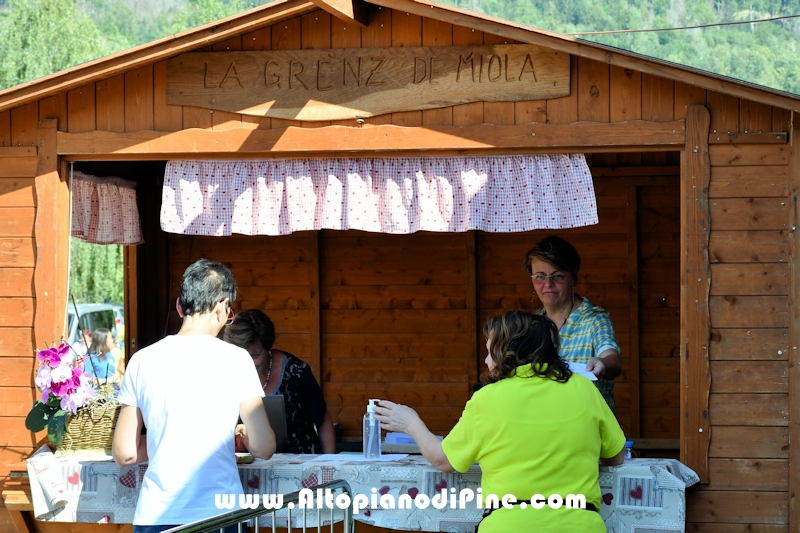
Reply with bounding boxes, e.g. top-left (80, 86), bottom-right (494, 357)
top-left (363, 399), bottom-right (382, 458)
